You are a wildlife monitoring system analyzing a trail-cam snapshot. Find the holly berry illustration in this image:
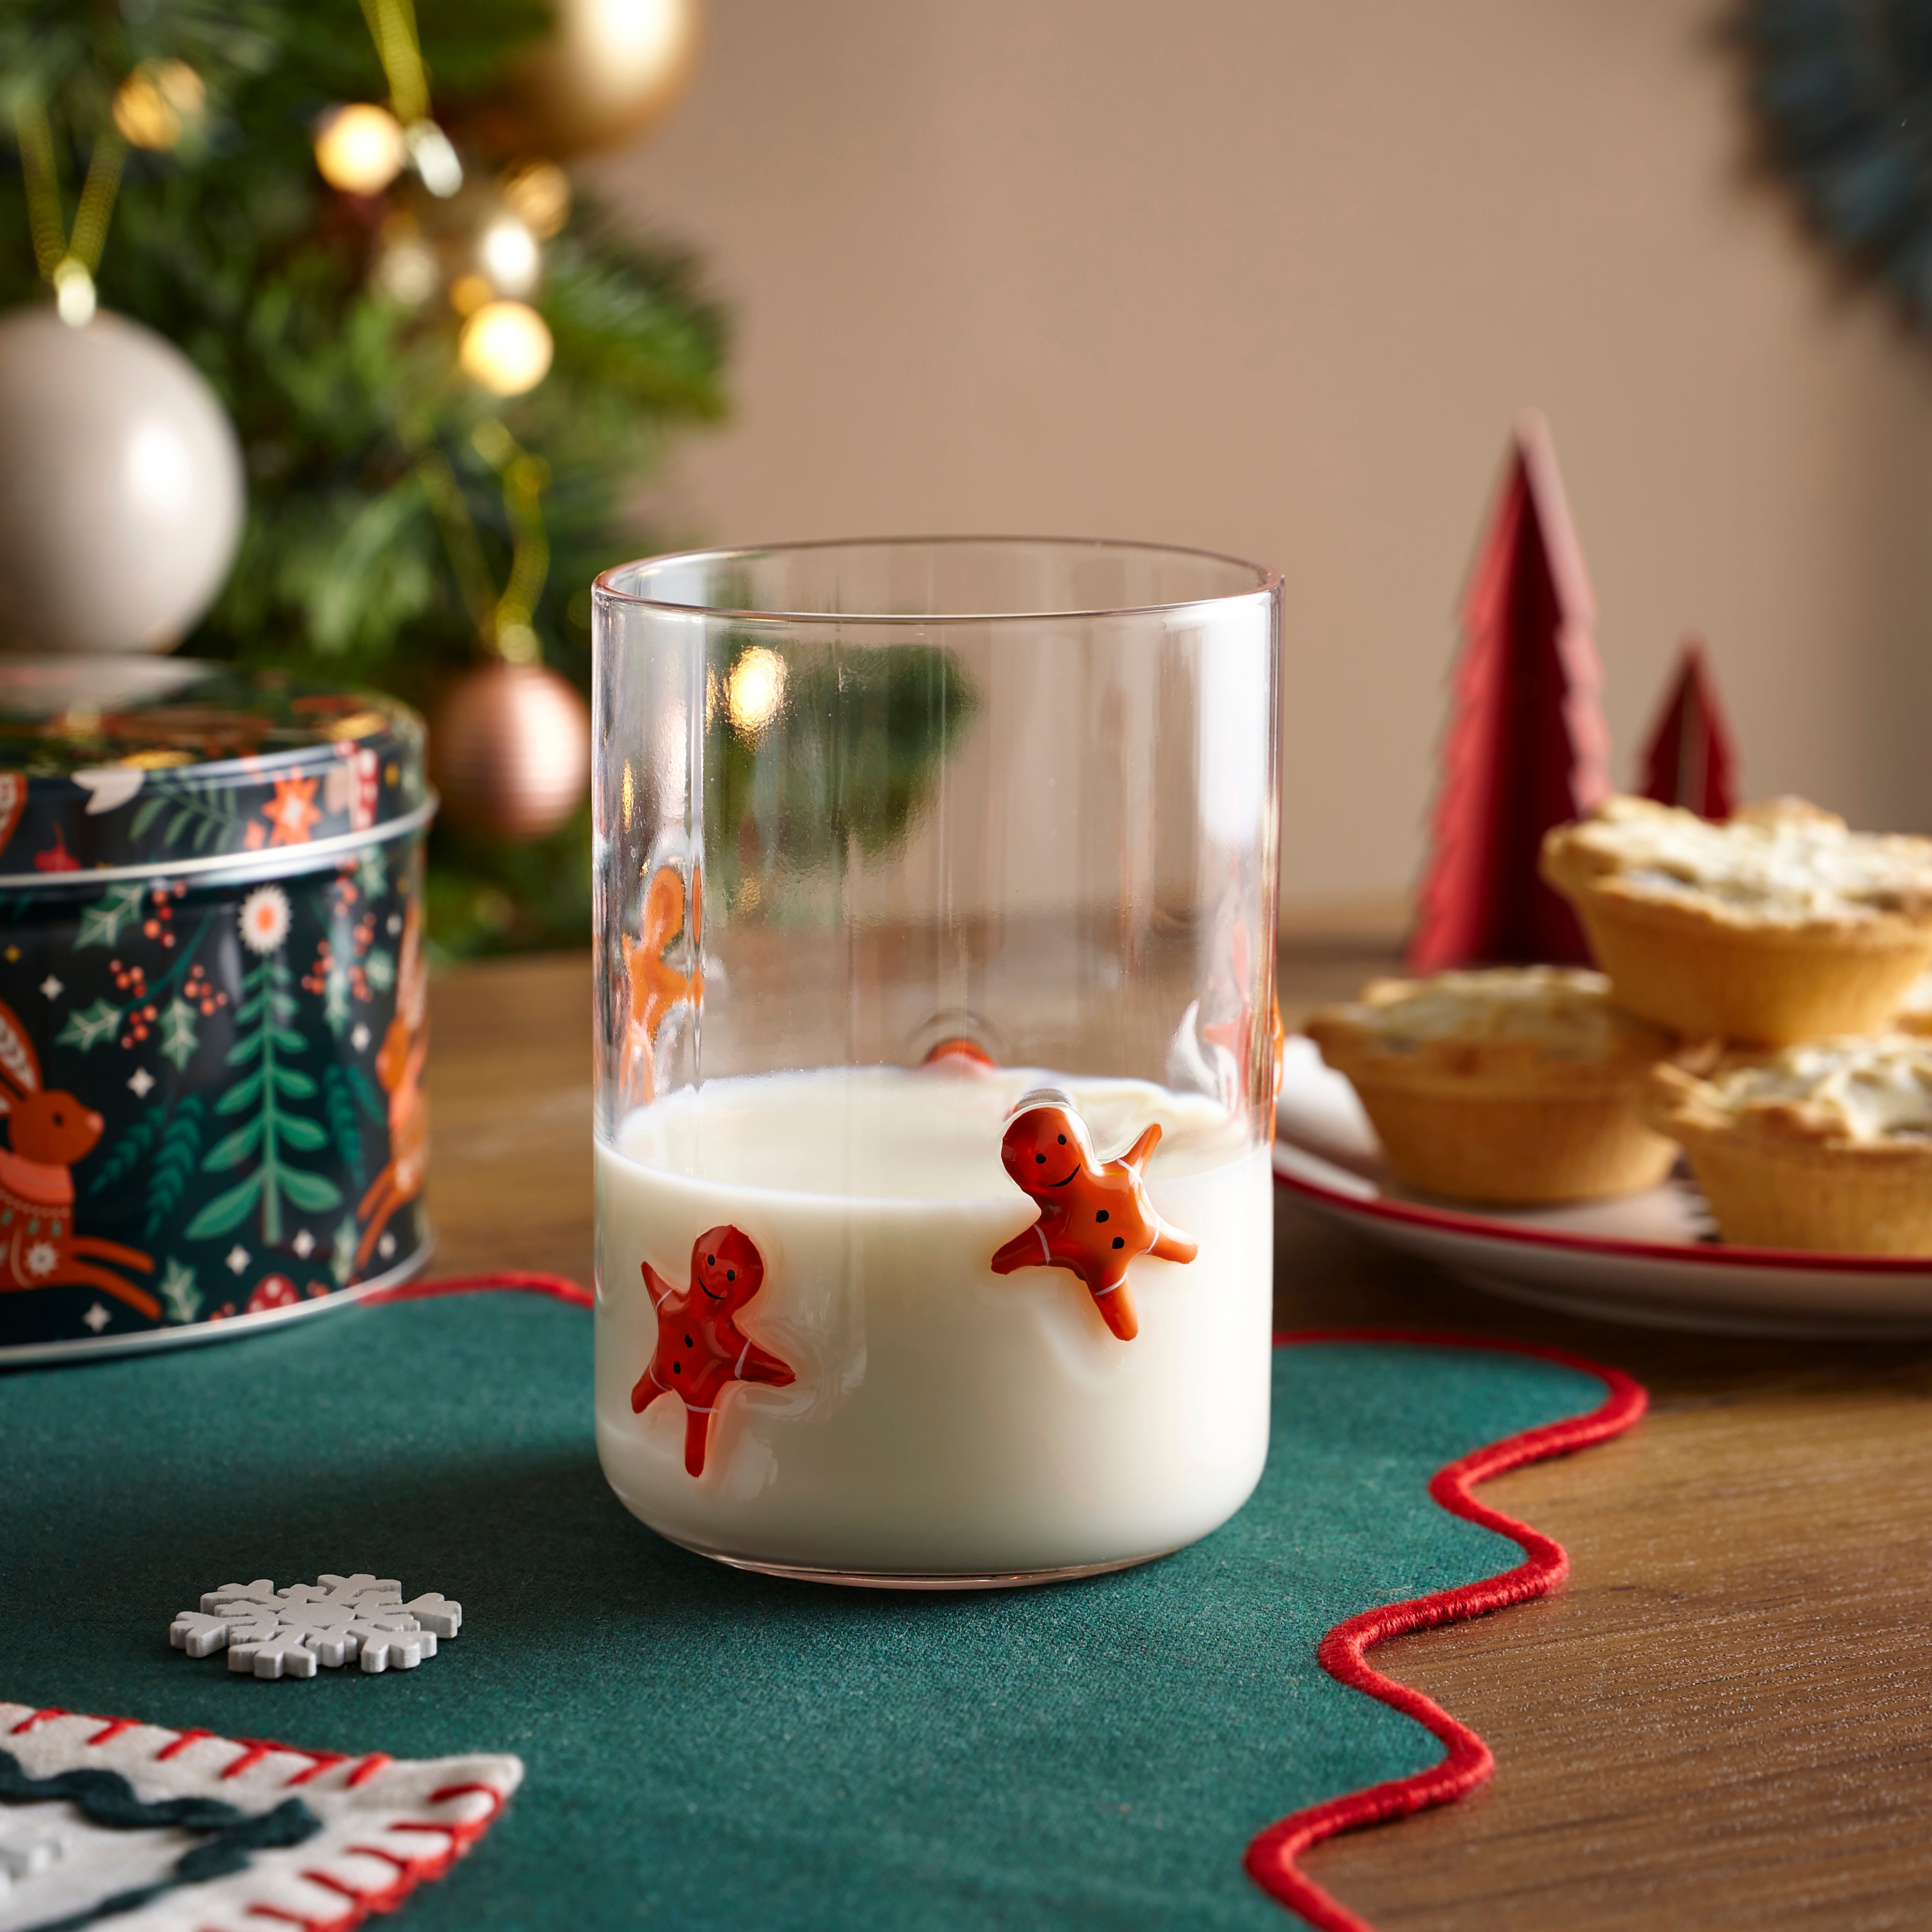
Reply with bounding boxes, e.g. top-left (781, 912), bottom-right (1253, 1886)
top-left (990, 1096), bottom-right (1197, 1341)
top-left (630, 1225), bottom-right (793, 1477)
